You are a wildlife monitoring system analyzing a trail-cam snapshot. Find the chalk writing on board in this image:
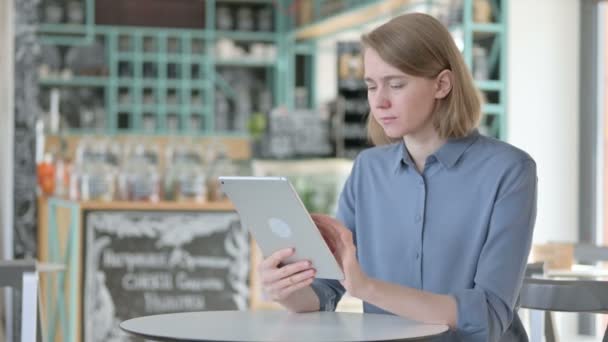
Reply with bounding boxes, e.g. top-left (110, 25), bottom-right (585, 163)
top-left (84, 210), bottom-right (249, 342)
